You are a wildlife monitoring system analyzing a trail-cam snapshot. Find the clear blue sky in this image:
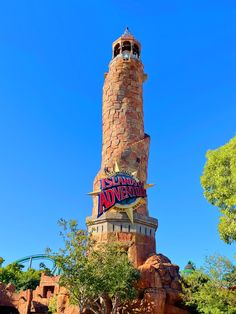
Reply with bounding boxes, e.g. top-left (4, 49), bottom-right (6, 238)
top-left (0, 1), bottom-right (235, 269)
